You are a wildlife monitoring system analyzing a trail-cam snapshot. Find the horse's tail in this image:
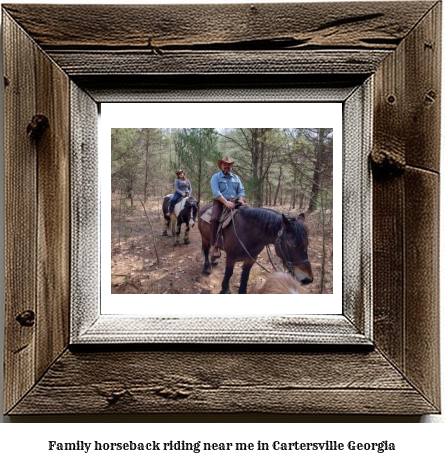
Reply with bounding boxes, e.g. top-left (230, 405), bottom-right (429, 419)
top-left (259, 272), bottom-right (305, 294)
